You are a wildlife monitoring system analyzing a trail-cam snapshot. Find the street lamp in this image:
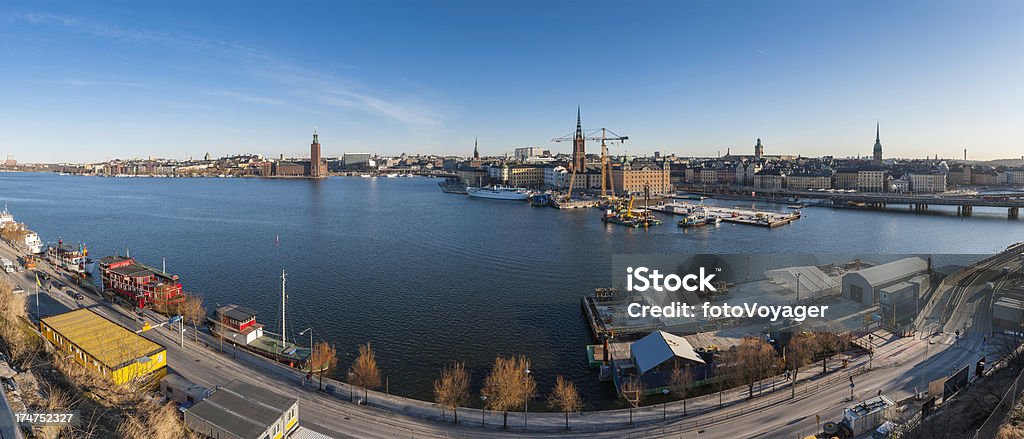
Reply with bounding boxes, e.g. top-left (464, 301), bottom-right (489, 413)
top-left (661, 388), bottom-right (669, 420)
top-left (795, 272), bottom-right (802, 302)
top-left (524, 368), bottom-right (531, 427)
top-left (480, 395), bottom-right (487, 427)
top-left (231, 333), bottom-right (237, 358)
top-left (299, 327), bottom-right (313, 349)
